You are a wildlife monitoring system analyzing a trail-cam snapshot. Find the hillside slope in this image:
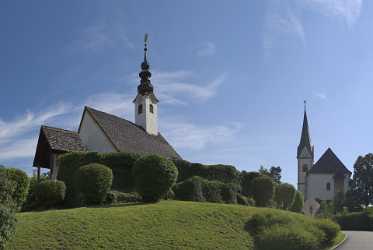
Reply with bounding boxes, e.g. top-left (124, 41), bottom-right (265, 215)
top-left (7, 201), bottom-right (318, 250)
